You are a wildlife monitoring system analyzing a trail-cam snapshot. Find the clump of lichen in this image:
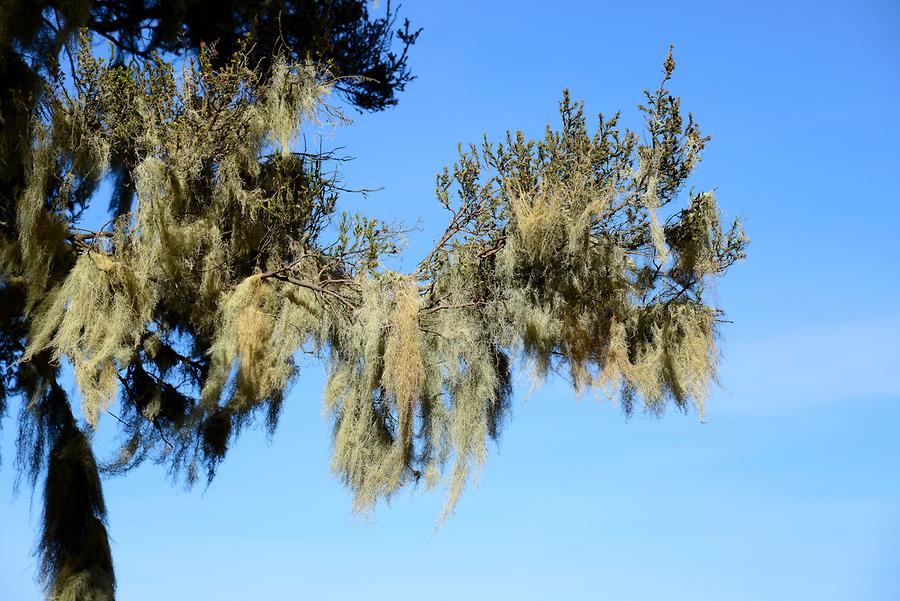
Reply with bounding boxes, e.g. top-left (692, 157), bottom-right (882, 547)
top-left (4, 38), bottom-right (745, 599)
